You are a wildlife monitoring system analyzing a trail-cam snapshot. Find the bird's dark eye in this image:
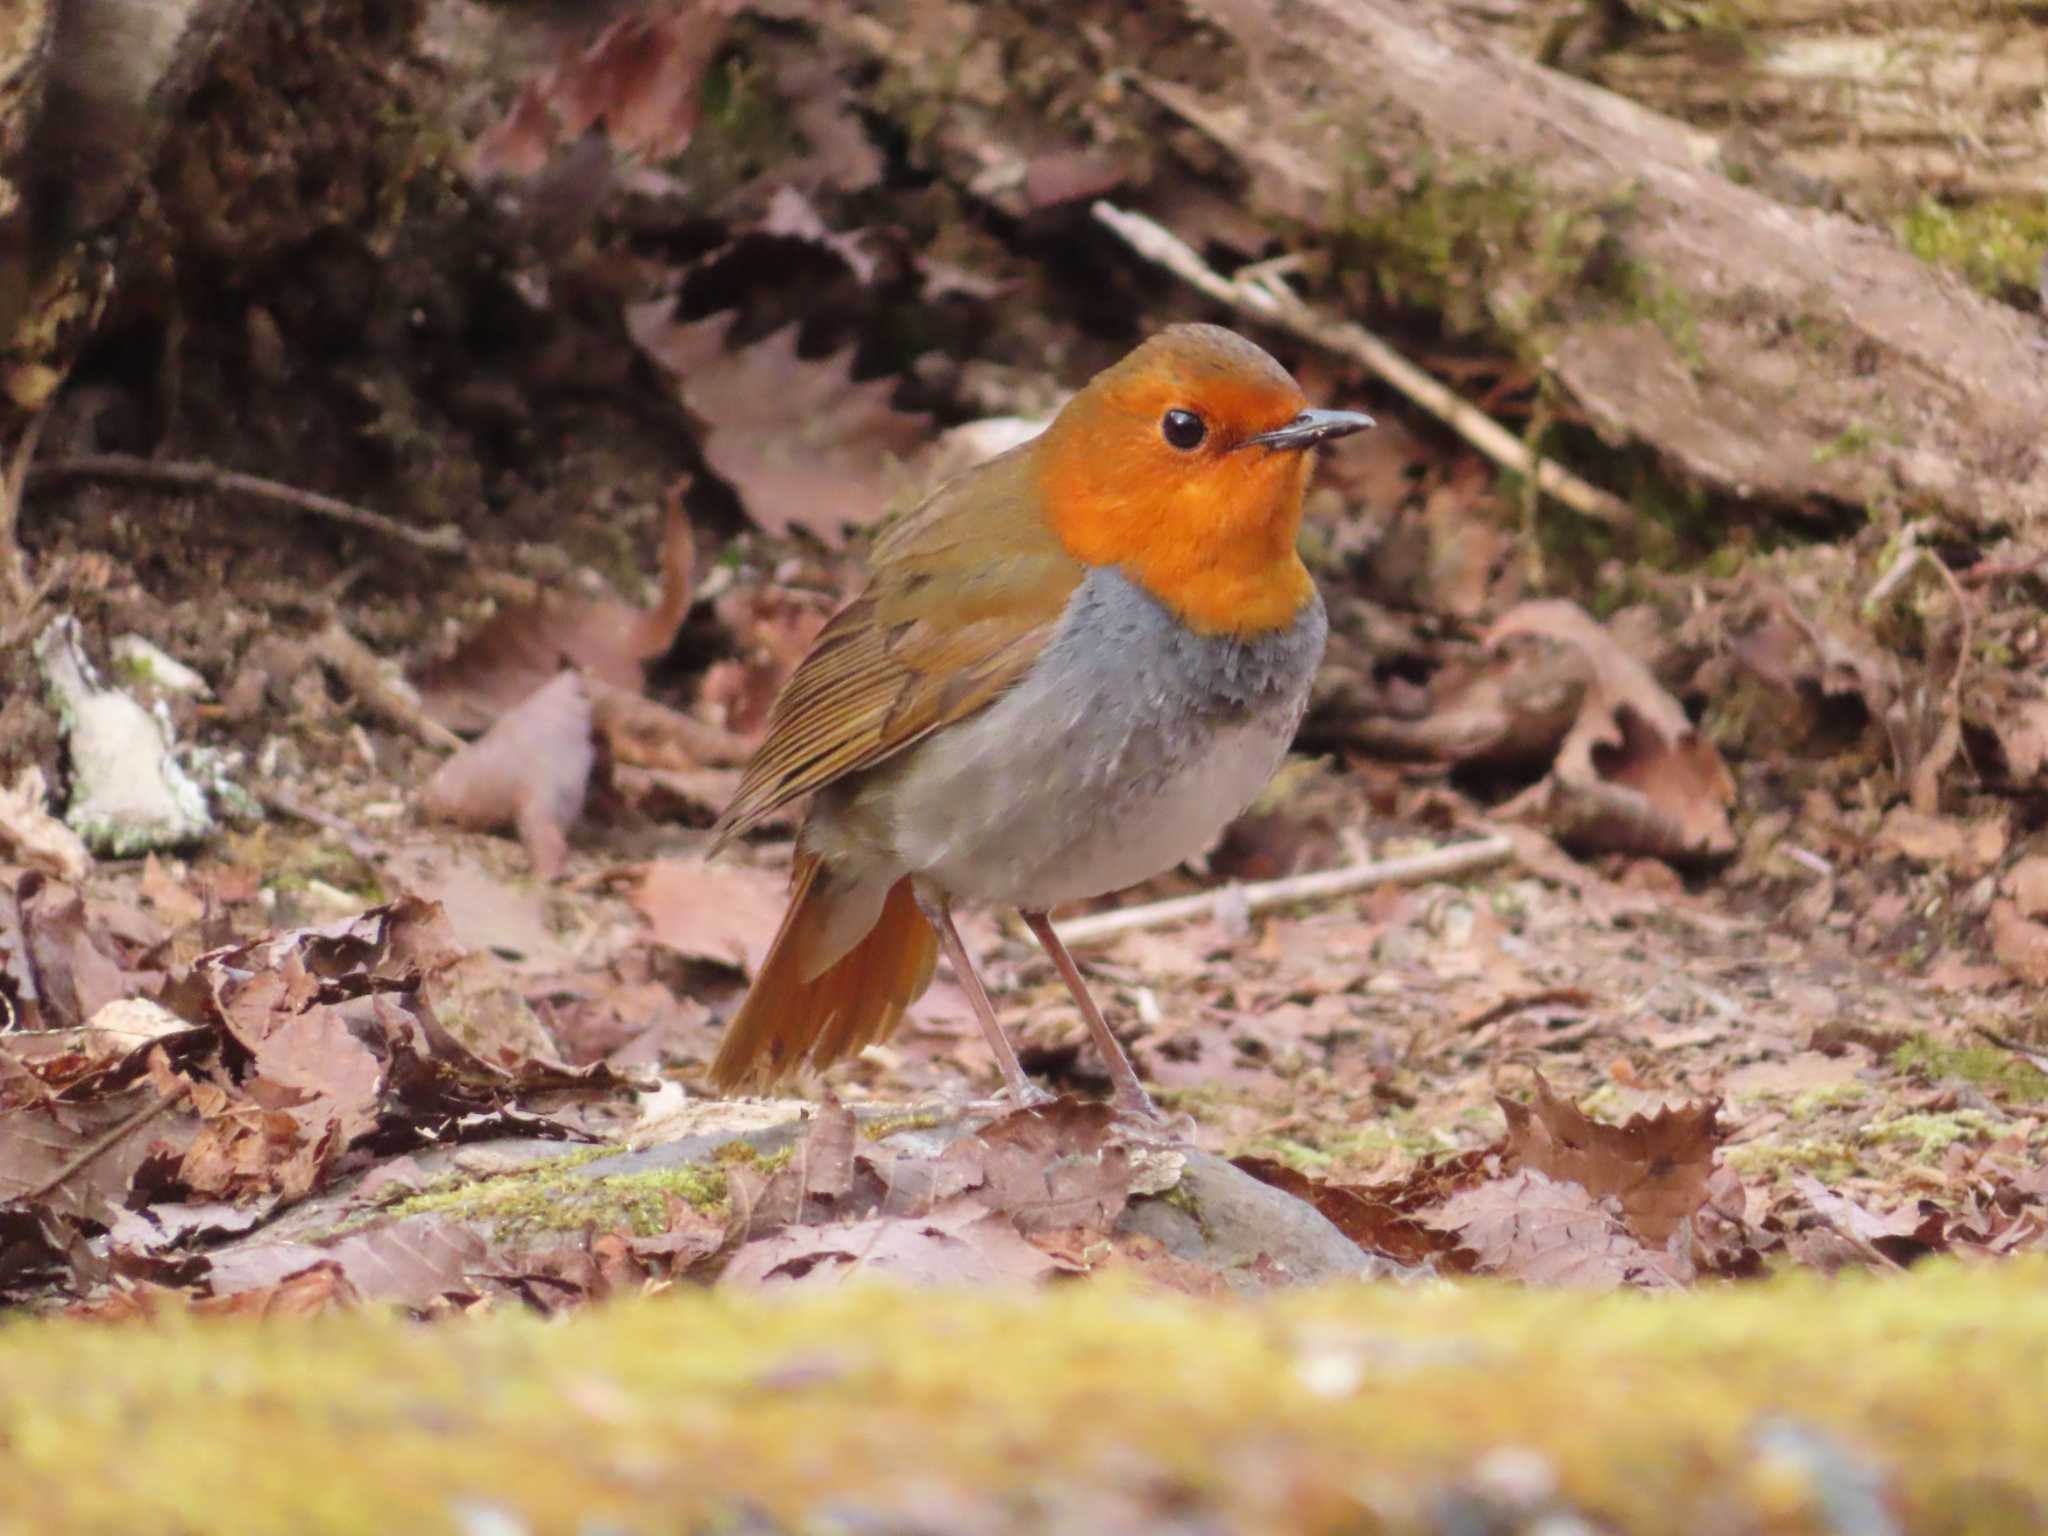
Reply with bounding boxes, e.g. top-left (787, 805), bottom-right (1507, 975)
top-left (1161, 408), bottom-right (1207, 450)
